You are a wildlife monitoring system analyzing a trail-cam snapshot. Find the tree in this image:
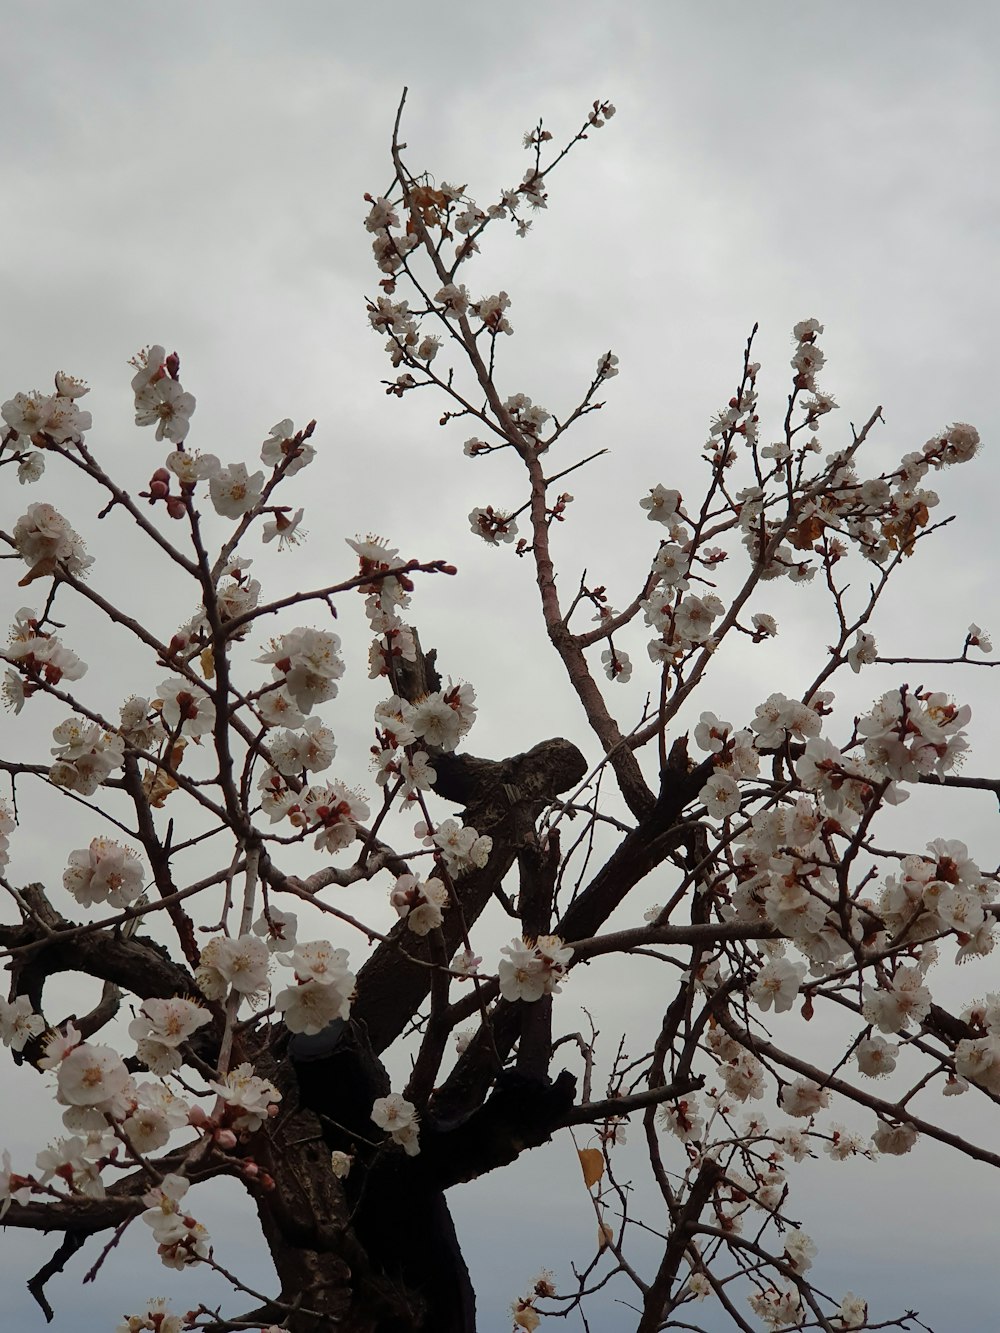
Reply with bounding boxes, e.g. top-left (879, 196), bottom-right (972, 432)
top-left (0, 90), bottom-right (996, 1333)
